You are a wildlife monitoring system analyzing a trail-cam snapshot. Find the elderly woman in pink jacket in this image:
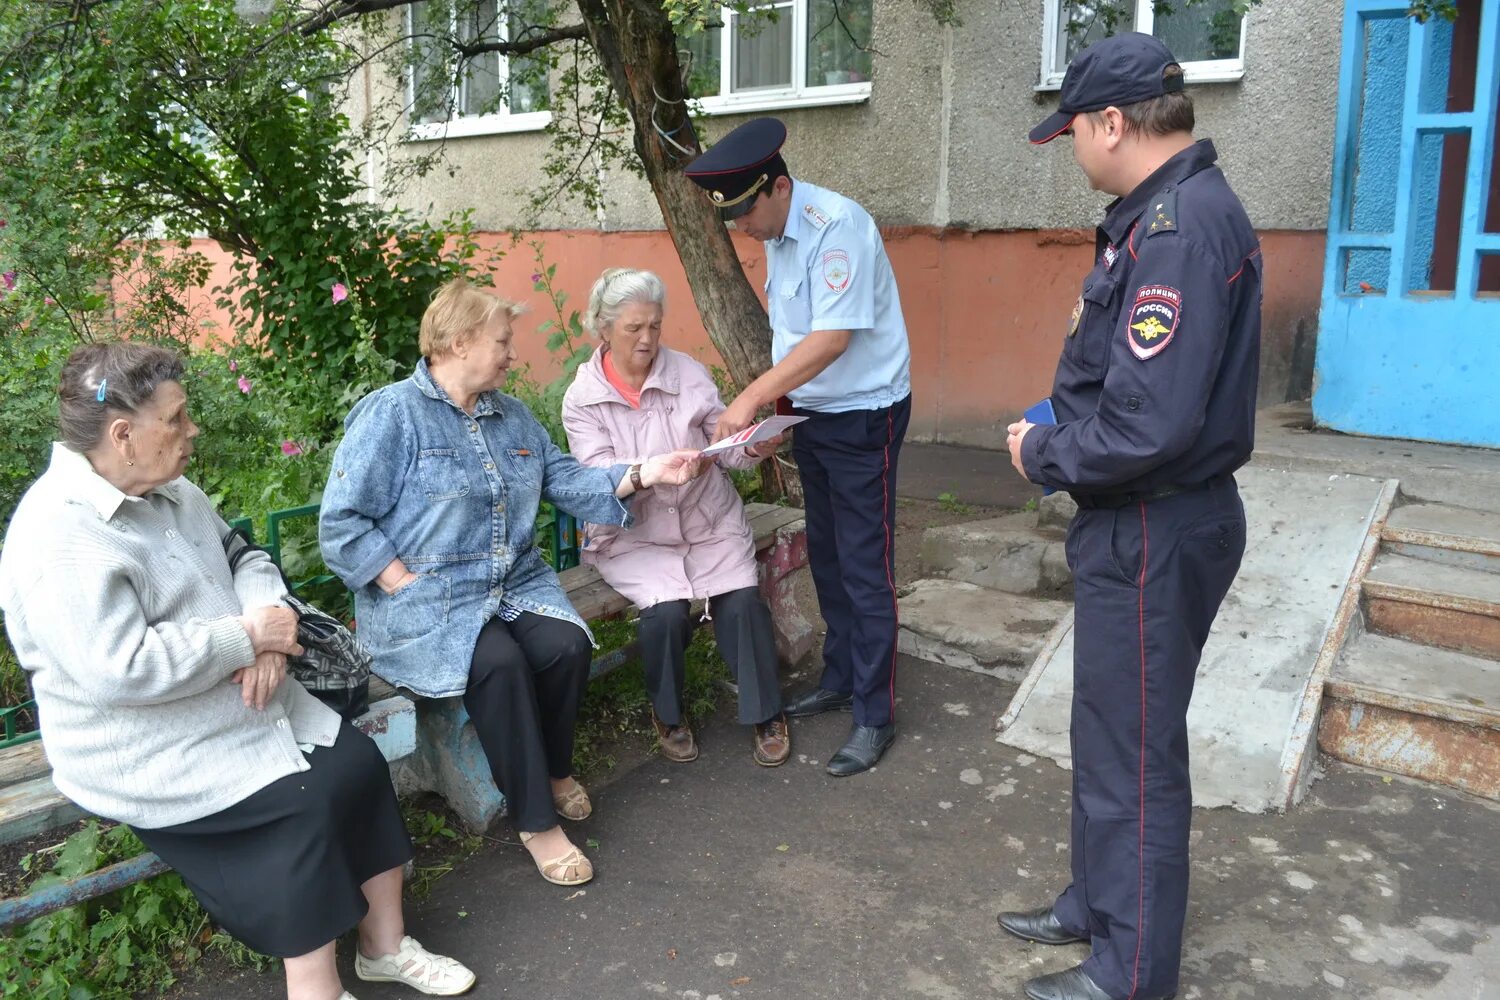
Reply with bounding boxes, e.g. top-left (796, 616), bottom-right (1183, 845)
top-left (561, 268), bottom-right (790, 767)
